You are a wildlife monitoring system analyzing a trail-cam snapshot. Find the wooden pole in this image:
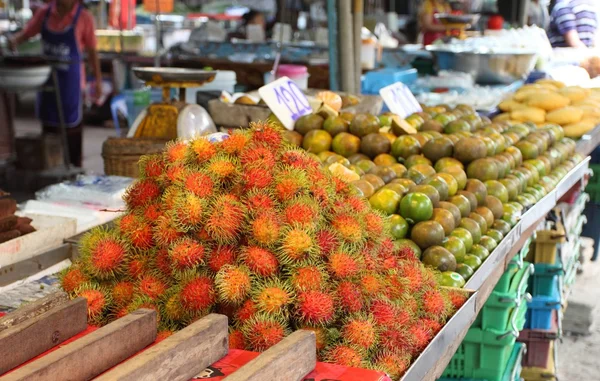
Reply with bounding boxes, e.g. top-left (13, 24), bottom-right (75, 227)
top-left (353, 0), bottom-right (364, 93)
top-left (338, 0), bottom-right (356, 93)
top-left (327, 0), bottom-right (340, 91)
